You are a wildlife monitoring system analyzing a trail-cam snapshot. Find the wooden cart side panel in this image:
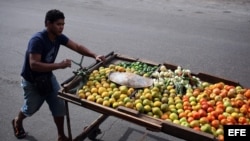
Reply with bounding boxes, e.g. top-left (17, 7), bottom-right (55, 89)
top-left (197, 73), bottom-right (240, 86)
top-left (58, 89), bottom-right (219, 141)
top-left (58, 90), bottom-right (162, 131)
top-left (163, 62), bottom-right (178, 70)
top-left (137, 58), bottom-right (161, 66)
top-left (162, 121), bottom-right (218, 141)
